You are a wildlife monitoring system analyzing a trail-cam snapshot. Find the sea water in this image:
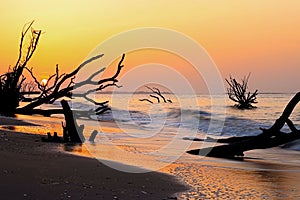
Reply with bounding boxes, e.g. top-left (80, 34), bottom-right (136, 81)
top-left (44, 93), bottom-right (300, 171)
top-left (7, 93), bottom-right (300, 198)
top-left (73, 93), bottom-right (300, 198)
top-left (11, 93), bottom-right (300, 166)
